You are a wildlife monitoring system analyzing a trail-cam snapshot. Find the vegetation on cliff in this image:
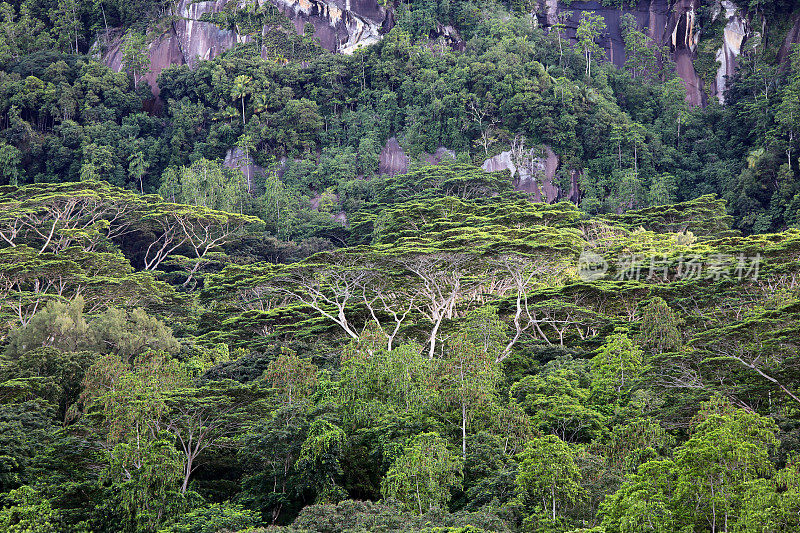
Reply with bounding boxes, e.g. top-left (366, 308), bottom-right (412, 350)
top-left (1, 1), bottom-right (800, 532)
